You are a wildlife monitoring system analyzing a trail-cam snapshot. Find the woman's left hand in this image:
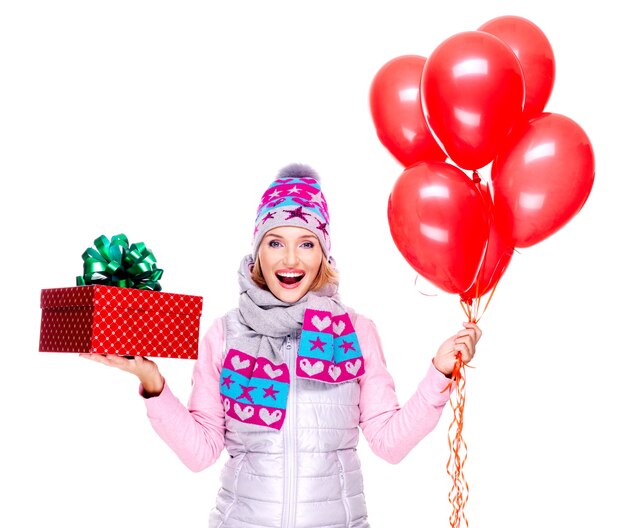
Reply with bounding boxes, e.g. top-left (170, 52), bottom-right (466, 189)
top-left (433, 322), bottom-right (482, 377)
